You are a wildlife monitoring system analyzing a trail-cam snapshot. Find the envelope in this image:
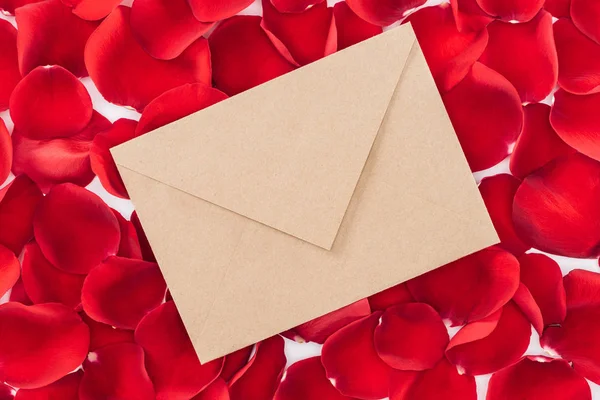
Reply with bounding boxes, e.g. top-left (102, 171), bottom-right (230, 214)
top-left (111, 23), bottom-right (499, 362)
